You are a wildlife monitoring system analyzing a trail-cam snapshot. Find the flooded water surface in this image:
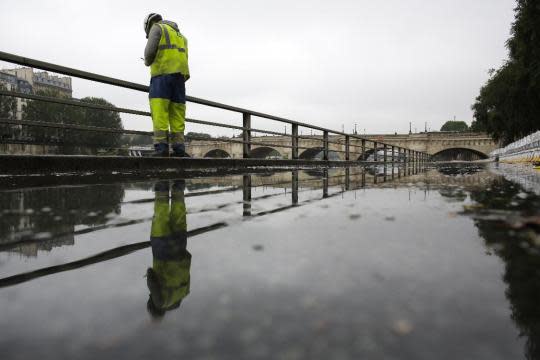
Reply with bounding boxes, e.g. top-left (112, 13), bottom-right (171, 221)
top-left (1, 164), bottom-right (539, 359)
